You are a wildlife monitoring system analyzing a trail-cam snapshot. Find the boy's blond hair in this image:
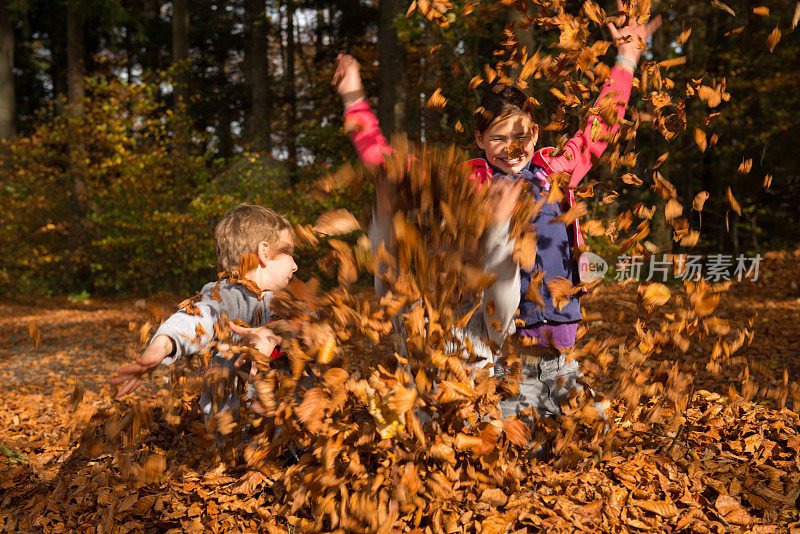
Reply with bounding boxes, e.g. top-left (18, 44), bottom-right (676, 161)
top-left (215, 203), bottom-right (292, 272)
